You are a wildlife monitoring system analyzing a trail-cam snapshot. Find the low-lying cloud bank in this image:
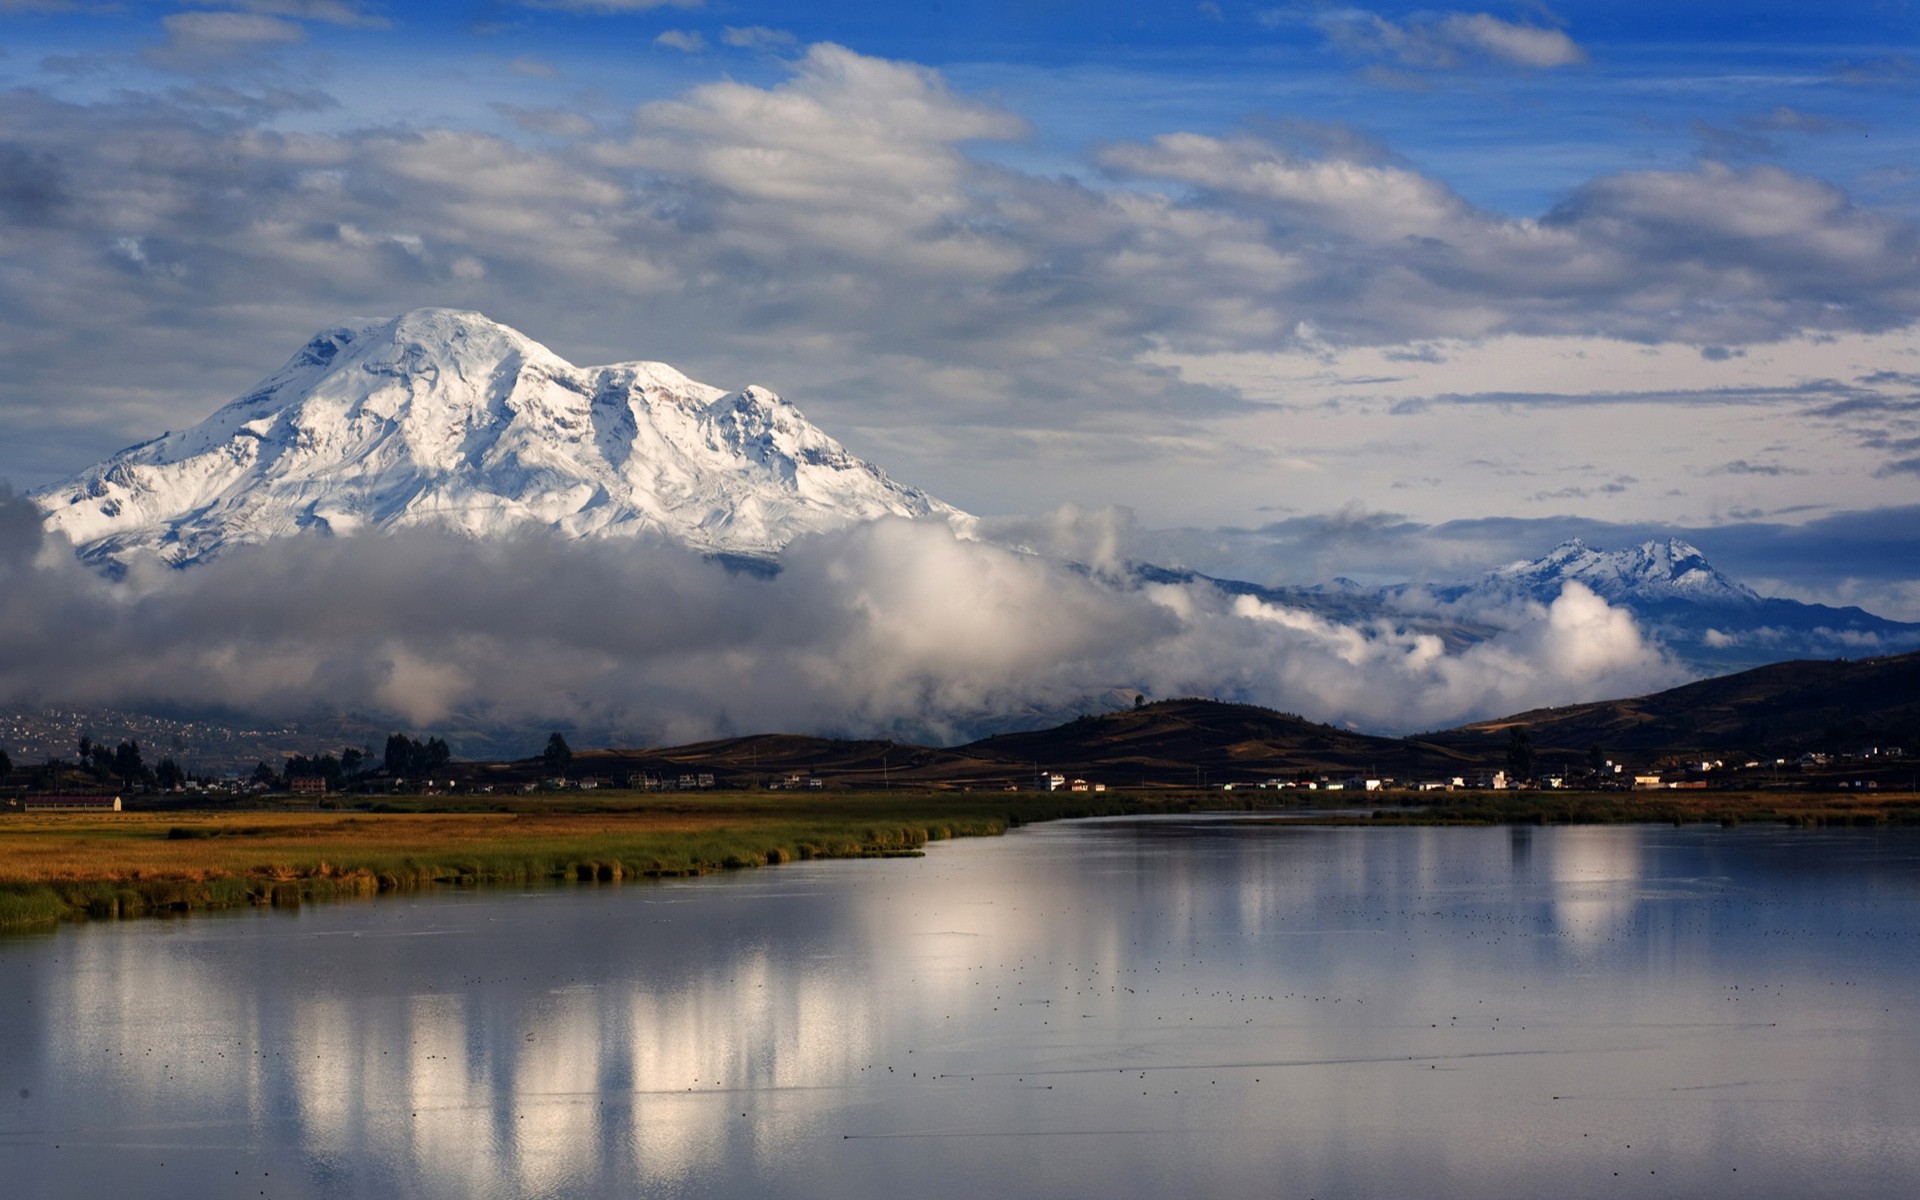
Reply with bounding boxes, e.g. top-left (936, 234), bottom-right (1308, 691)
top-left (0, 491), bottom-right (1687, 745)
